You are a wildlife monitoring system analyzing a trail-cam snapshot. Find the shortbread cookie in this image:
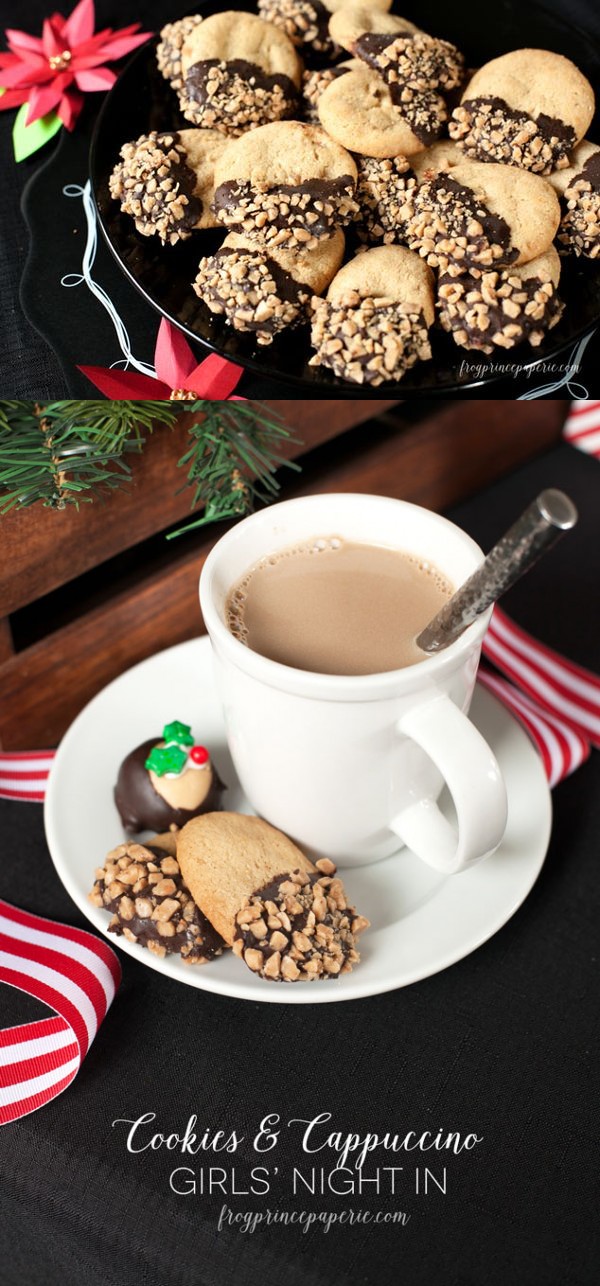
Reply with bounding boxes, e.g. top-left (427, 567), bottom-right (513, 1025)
top-left (258, 0), bottom-right (391, 59)
top-left (330, 8), bottom-right (463, 94)
top-left (406, 157), bottom-right (560, 270)
top-left (114, 720), bottom-right (225, 833)
top-left (156, 15), bottom-right (204, 91)
top-left (353, 154), bottom-right (417, 243)
top-left (437, 247), bottom-right (563, 353)
top-left (212, 122), bottom-right (358, 250)
top-left (548, 141), bottom-right (600, 259)
top-left (302, 60), bottom-right (359, 123)
top-left (109, 130), bottom-right (229, 244)
top-left (449, 50), bottom-right (595, 175)
top-left (90, 840), bottom-right (226, 964)
top-left (193, 228), bottom-right (345, 345)
top-left (310, 244), bottom-right (434, 384)
top-left (319, 63), bottom-right (446, 156)
top-left (177, 812), bottom-right (368, 980)
top-left (179, 11), bottom-right (302, 135)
